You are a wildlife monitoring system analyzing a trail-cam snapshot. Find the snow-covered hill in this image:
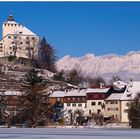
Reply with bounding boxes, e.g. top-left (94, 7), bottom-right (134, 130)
top-left (56, 51), bottom-right (140, 81)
